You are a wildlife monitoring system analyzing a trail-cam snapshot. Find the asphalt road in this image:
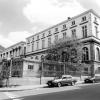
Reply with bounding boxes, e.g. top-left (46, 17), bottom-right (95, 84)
top-left (22, 84), bottom-right (100, 100)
